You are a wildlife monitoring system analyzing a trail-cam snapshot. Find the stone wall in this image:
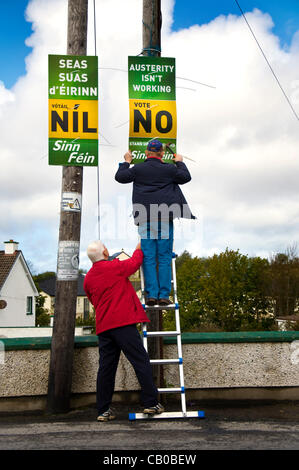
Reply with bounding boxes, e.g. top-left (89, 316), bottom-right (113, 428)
top-left (0, 332), bottom-right (299, 411)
